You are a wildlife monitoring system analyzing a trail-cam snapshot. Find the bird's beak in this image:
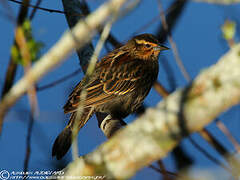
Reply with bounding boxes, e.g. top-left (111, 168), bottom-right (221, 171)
top-left (153, 45), bottom-right (169, 51)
